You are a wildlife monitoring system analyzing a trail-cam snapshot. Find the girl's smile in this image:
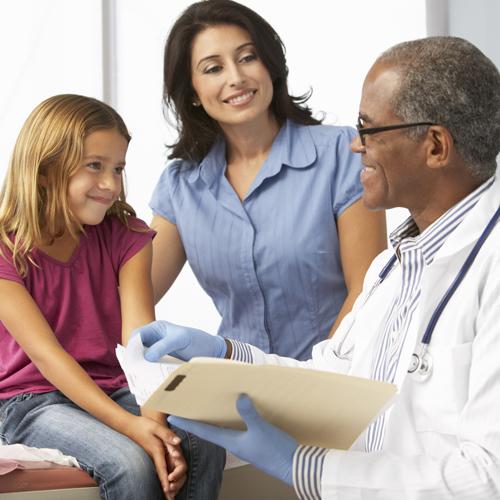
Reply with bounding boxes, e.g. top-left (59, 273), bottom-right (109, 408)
top-left (67, 128), bottom-right (128, 227)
